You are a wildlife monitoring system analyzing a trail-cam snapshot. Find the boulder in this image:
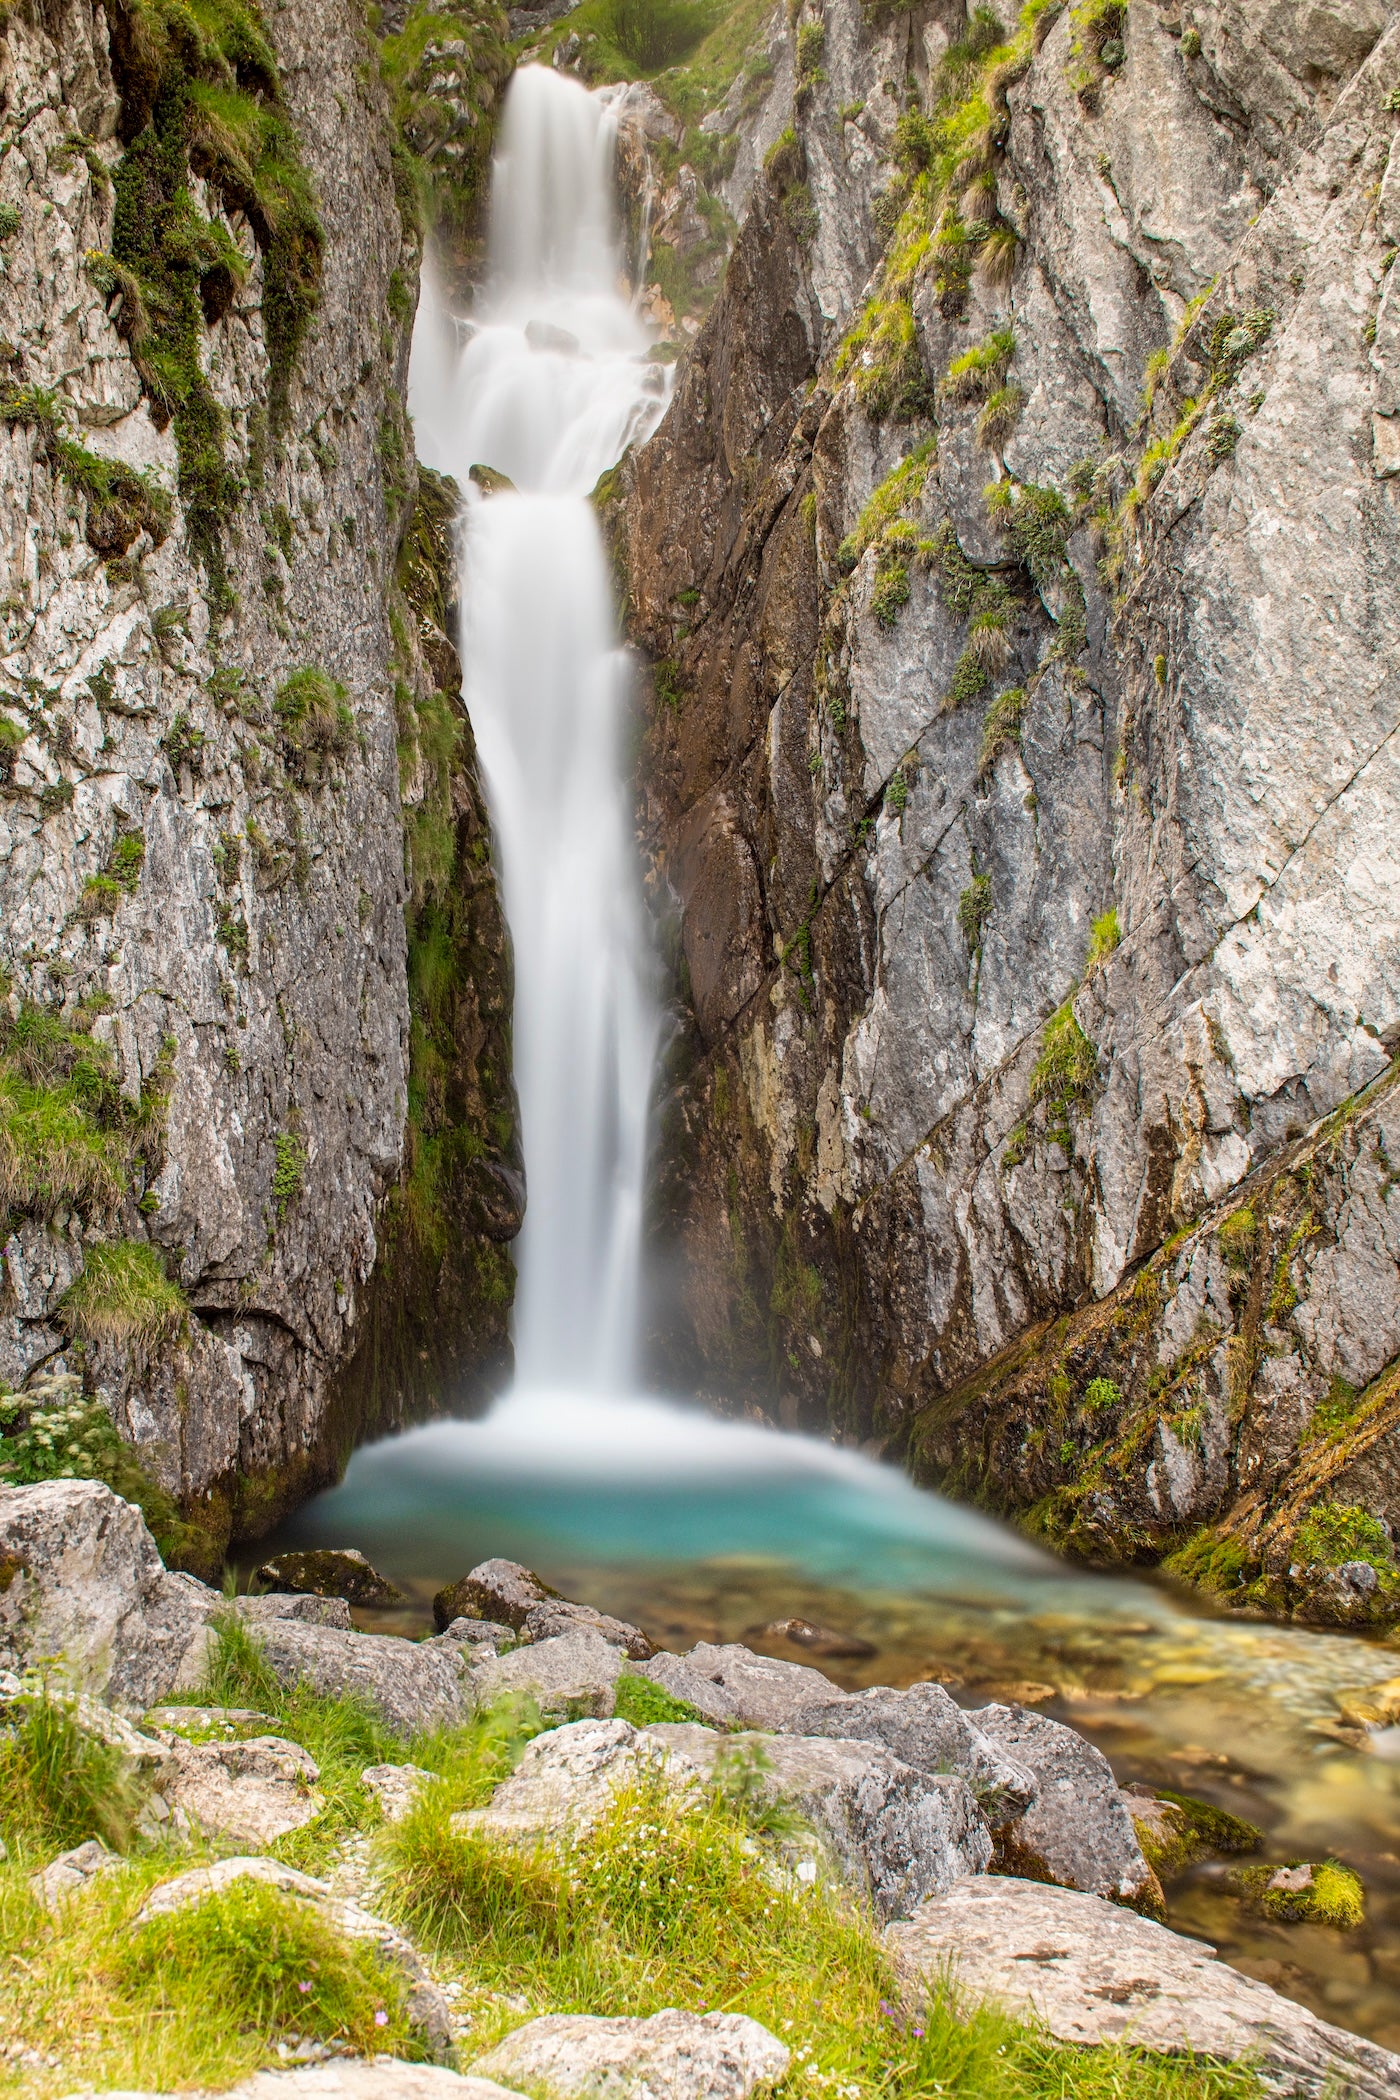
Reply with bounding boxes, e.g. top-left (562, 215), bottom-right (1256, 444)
top-left (434, 1558), bottom-right (556, 1631)
top-left (755, 1618), bottom-right (877, 1659)
top-left (83, 2067), bottom-right (525, 2100)
top-left (244, 1619), bottom-right (475, 1737)
top-left (971, 1704), bottom-right (1160, 1911)
top-left (886, 1876), bottom-right (1400, 2099)
top-left (363, 1762), bottom-right (441, 1821)
top-left (29, 1838), bottom-right (120, 1910)
top-left (471, 1629), bottom-right (628, 1721)
top-left (635, 1651), bottom-right (742, 1726)
top-left (235, 1594), bottom-right (355, 1630)
top-left (0, 1480), bottom-right (216, 1707)
top-left (679, 1643), bottom-right (844, 1729)
top-left (643, 1723), bottom-right (991, 1921)
top-left (438, 1618), bottom-right (517, 1653)
top-left (521, 1599), bottom-right (654, 1660)
top-left (145, 1705), bottom-right (275, 1732)
top-left (472, 2010), bottom-right (790, 2100)
top-left (455, 1718), bottom-right (702, 1844)
top-left (158, 1733), bottom-right (322, 1846)
top-left (134, 1857), bottom-right (455, 2059)
top-left (794, 1684), bottom-right (1037, 1825)
top-left (253, 1551), bottom-right (405, 1608)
